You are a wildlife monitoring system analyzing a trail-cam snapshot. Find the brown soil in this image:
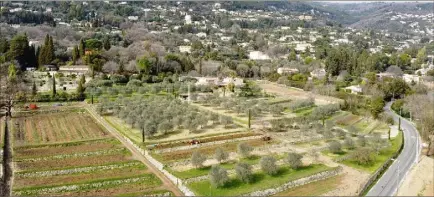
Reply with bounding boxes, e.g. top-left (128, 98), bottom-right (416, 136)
top-left (157, 139), bottom-right (273, 162)
top-left (16, 153), bottom-right (133, 172)
top-left (14, 166), bottom-right (149, 189)
top-left (14, 141), bottom-right (119, 159)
